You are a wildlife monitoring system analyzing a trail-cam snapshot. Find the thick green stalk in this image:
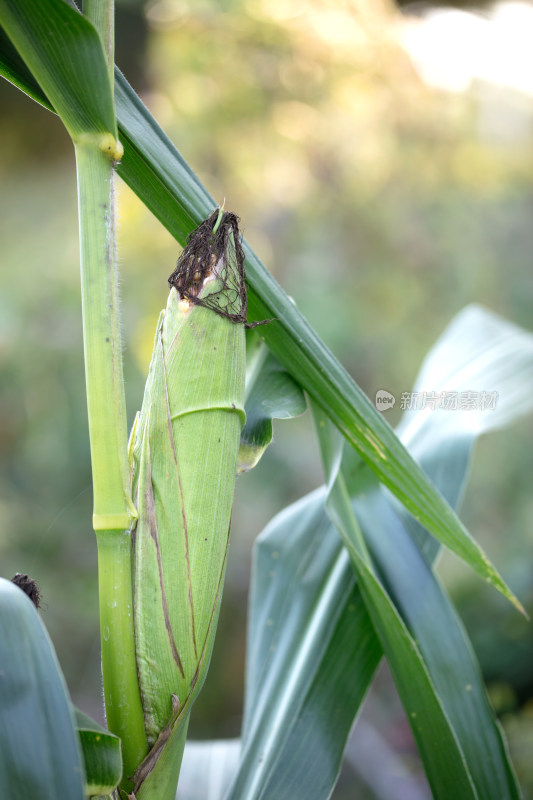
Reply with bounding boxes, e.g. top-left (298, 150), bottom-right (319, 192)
top-left (76, 146), bottom-right (132, 526)
top-left (76, 3), bottom-right (146, 787)
top-left (97, 528), bottom-right (146, 791)
top-left (75, 141), bottom-right (146, 786)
